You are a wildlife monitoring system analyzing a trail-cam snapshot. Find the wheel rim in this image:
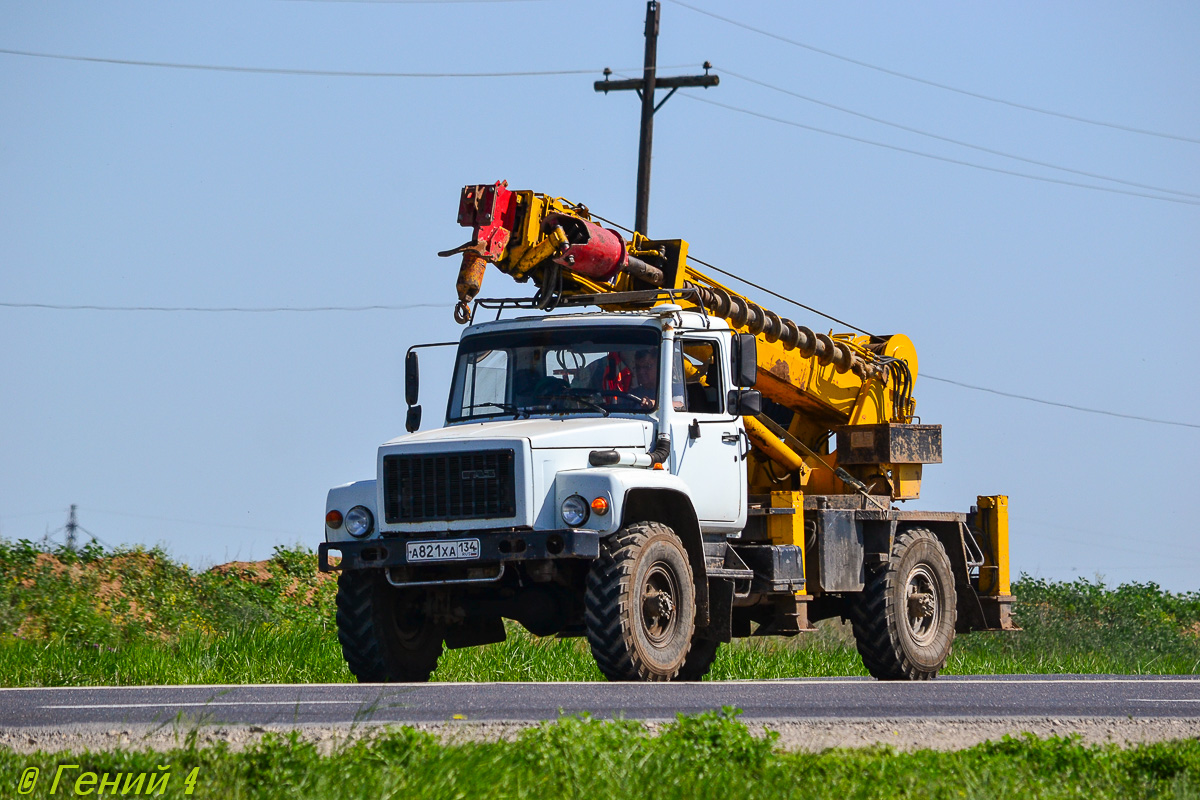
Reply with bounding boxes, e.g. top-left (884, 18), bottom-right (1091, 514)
top-left (904, 563), bottom-right (941, 647)
top-left (641, 563), bottom-right (679, 646)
